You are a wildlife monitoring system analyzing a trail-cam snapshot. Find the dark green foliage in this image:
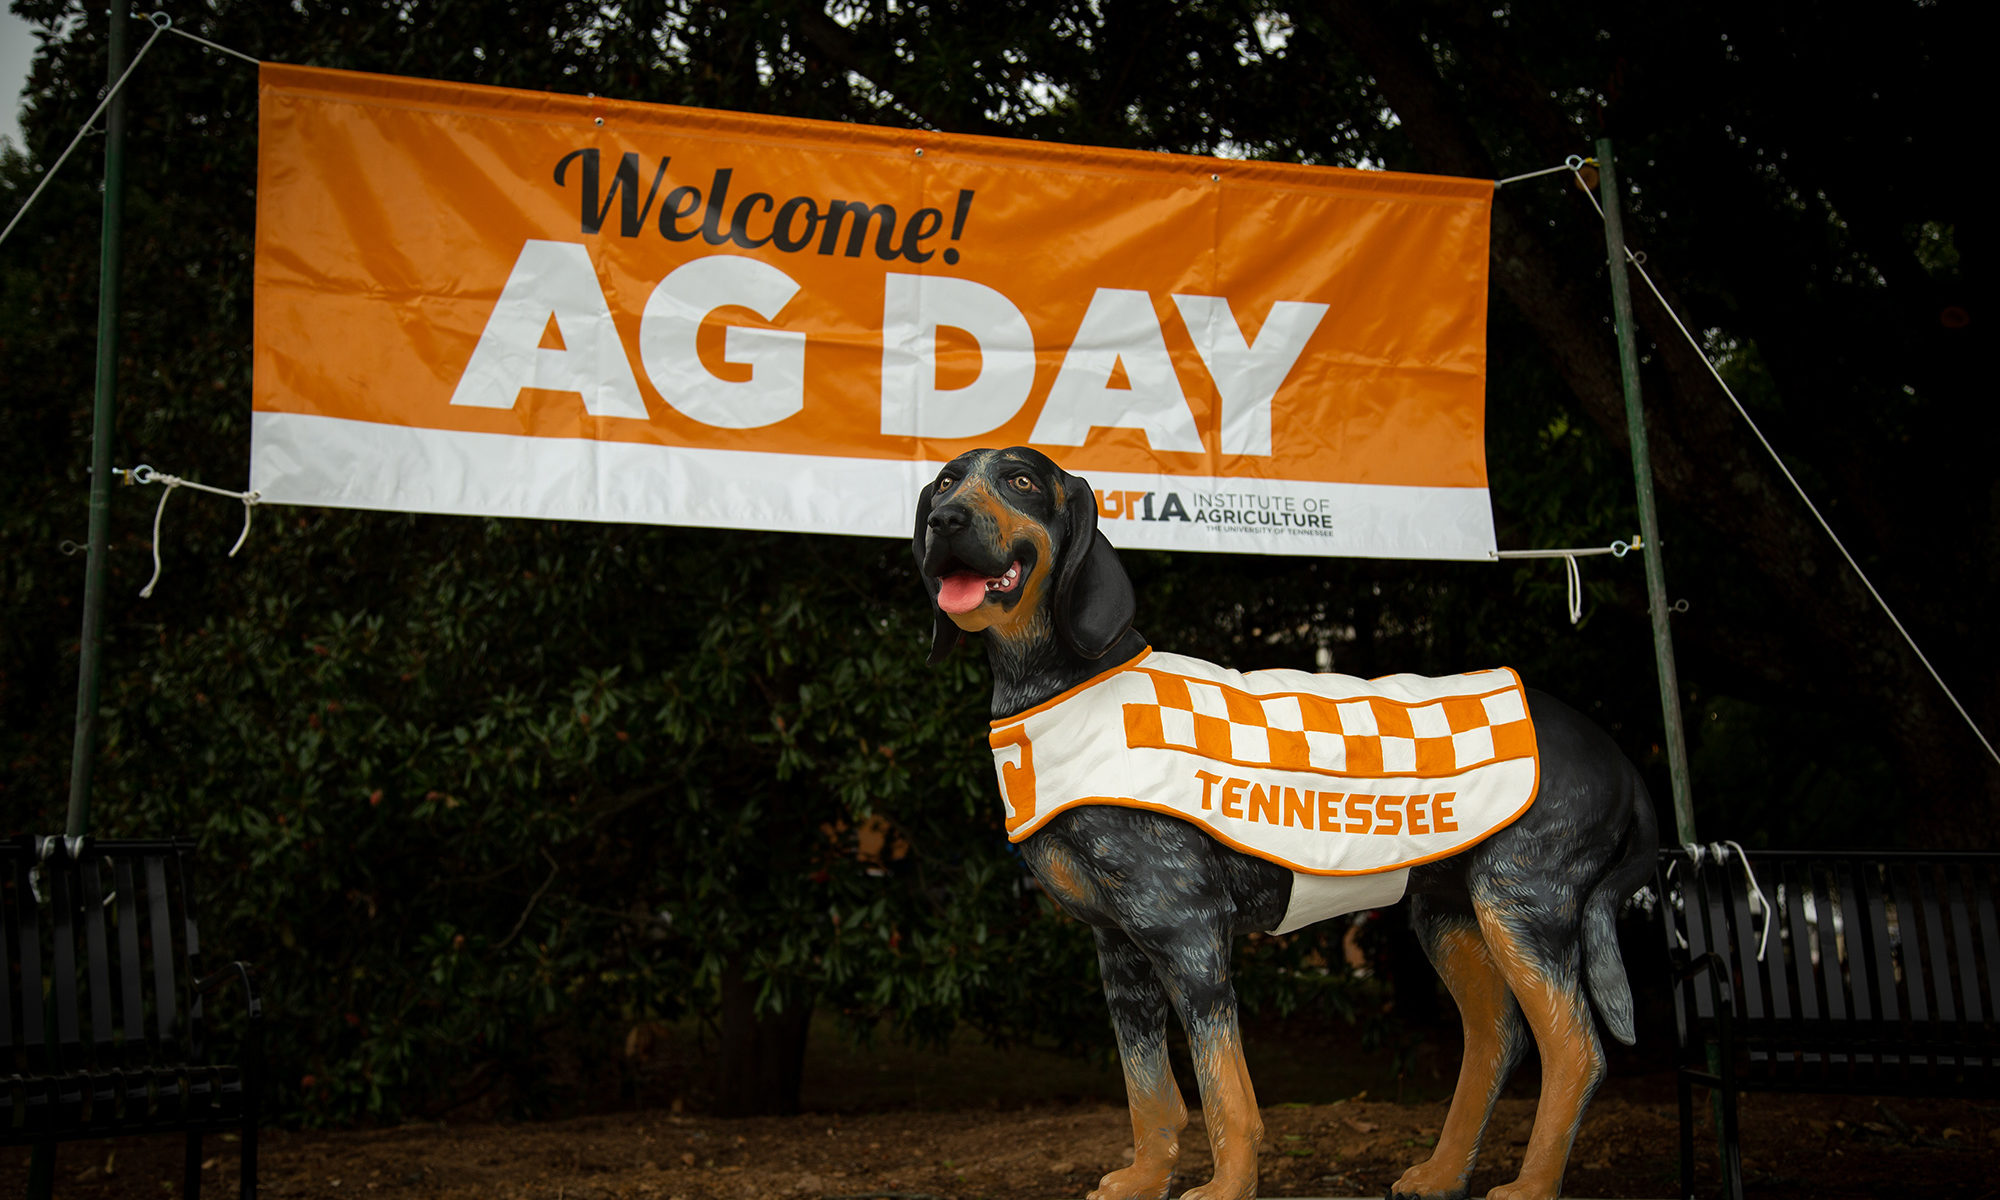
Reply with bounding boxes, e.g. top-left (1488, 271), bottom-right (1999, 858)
top-left (3, 0), bottom-right (1990, 1123)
